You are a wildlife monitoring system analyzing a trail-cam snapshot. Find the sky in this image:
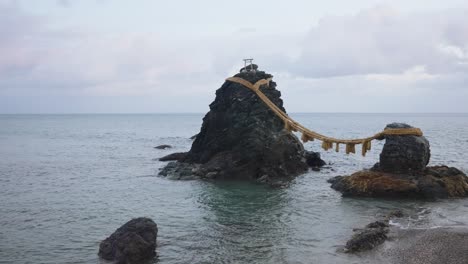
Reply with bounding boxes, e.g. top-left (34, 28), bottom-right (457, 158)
top-left (0, 0), bottom-right (467, 113)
